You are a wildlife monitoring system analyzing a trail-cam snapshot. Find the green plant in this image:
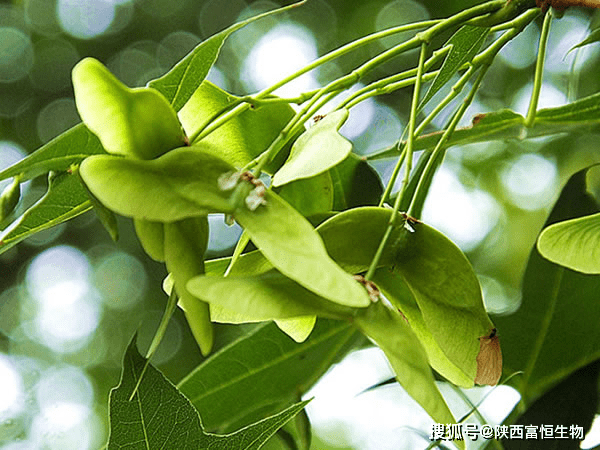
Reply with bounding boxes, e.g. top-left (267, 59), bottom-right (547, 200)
top-left (2, 0), bottom-right (600, 448)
